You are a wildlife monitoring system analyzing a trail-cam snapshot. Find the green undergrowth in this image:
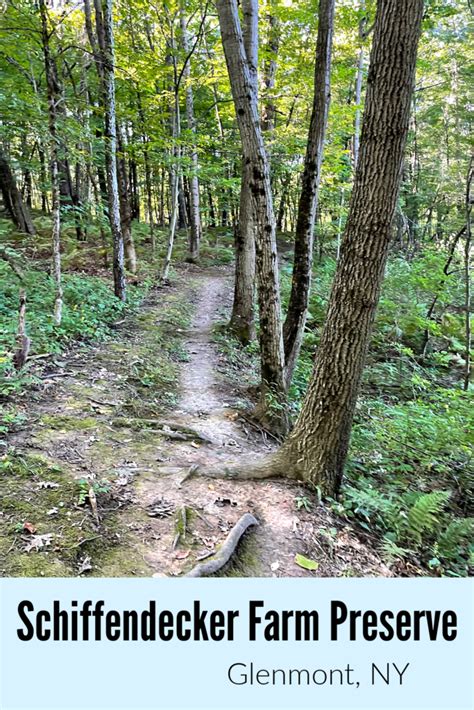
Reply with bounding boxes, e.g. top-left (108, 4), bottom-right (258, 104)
top-left (1, 217), bottom-right (231, 401)
top-left (289, 249), bottom-right (473, 577)
top-left (215, 247), bottom-right (473, 577)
